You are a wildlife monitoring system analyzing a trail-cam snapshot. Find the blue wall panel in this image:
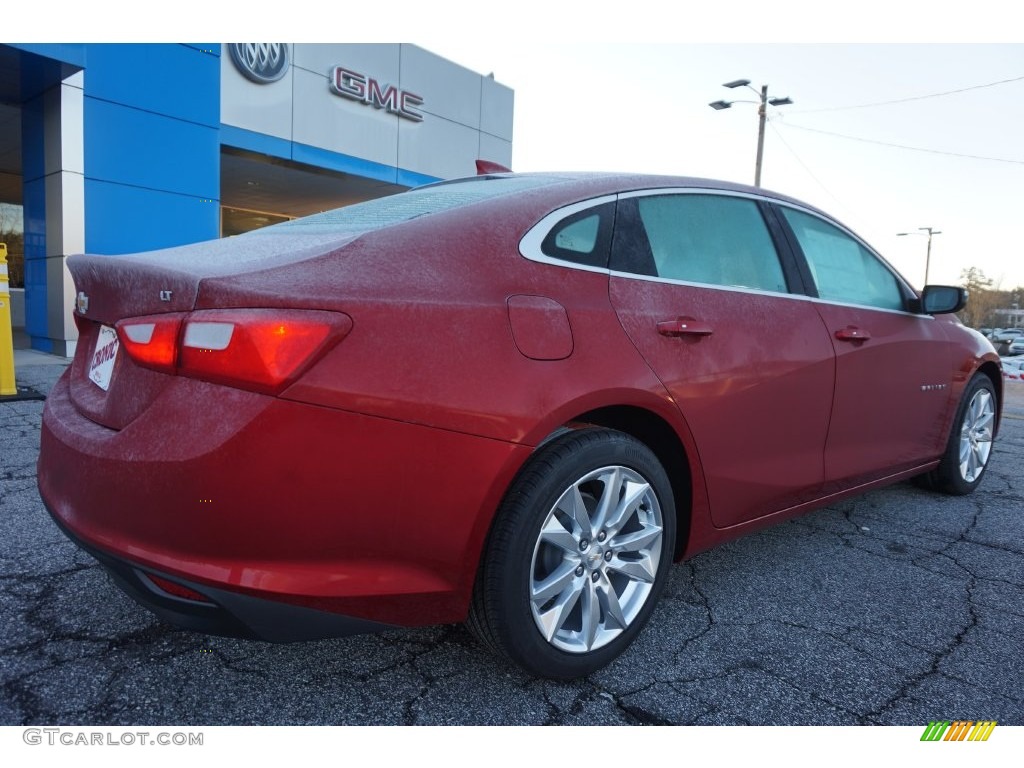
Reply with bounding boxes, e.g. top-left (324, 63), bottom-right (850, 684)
top-left (22, 258), bottom-right (49, 344)
top-left (21, 177), bottom-right (46, 255)
top-left (85, 179), bottom-right (220, 255)
top-left (222, 125), bottom-right (442, 189)
top-left (219, 124), bottom-right (293, 163)
top-left (182, 44), bottom-right (220, 56)
top-left (81, 44), bottom-right (221, 255)
top-left (292, 142), bottom-right (400, 184)
top-left (397, 168), bottom-right (441, 188)
top-left (20, 94), bottom-right (45, 183)
top-left (2, 45), bottom-right (85, 103)
top-left (5, 44), bottom-right (86, 69)
top-left (21, 97), bottom-right (47, 347)
top-left (82, 44), bottom-right (220, 127)
top-left (84, 98), bottom-right (220, 199)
